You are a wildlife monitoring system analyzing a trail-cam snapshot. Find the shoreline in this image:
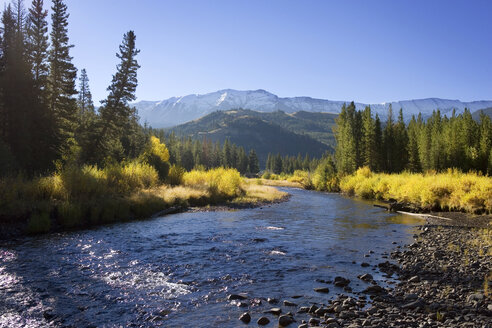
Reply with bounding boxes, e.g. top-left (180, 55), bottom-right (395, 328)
top-left (233, 216), bottom-right (492, 327)
top-left (0, 185), bottom-right (290, 240)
